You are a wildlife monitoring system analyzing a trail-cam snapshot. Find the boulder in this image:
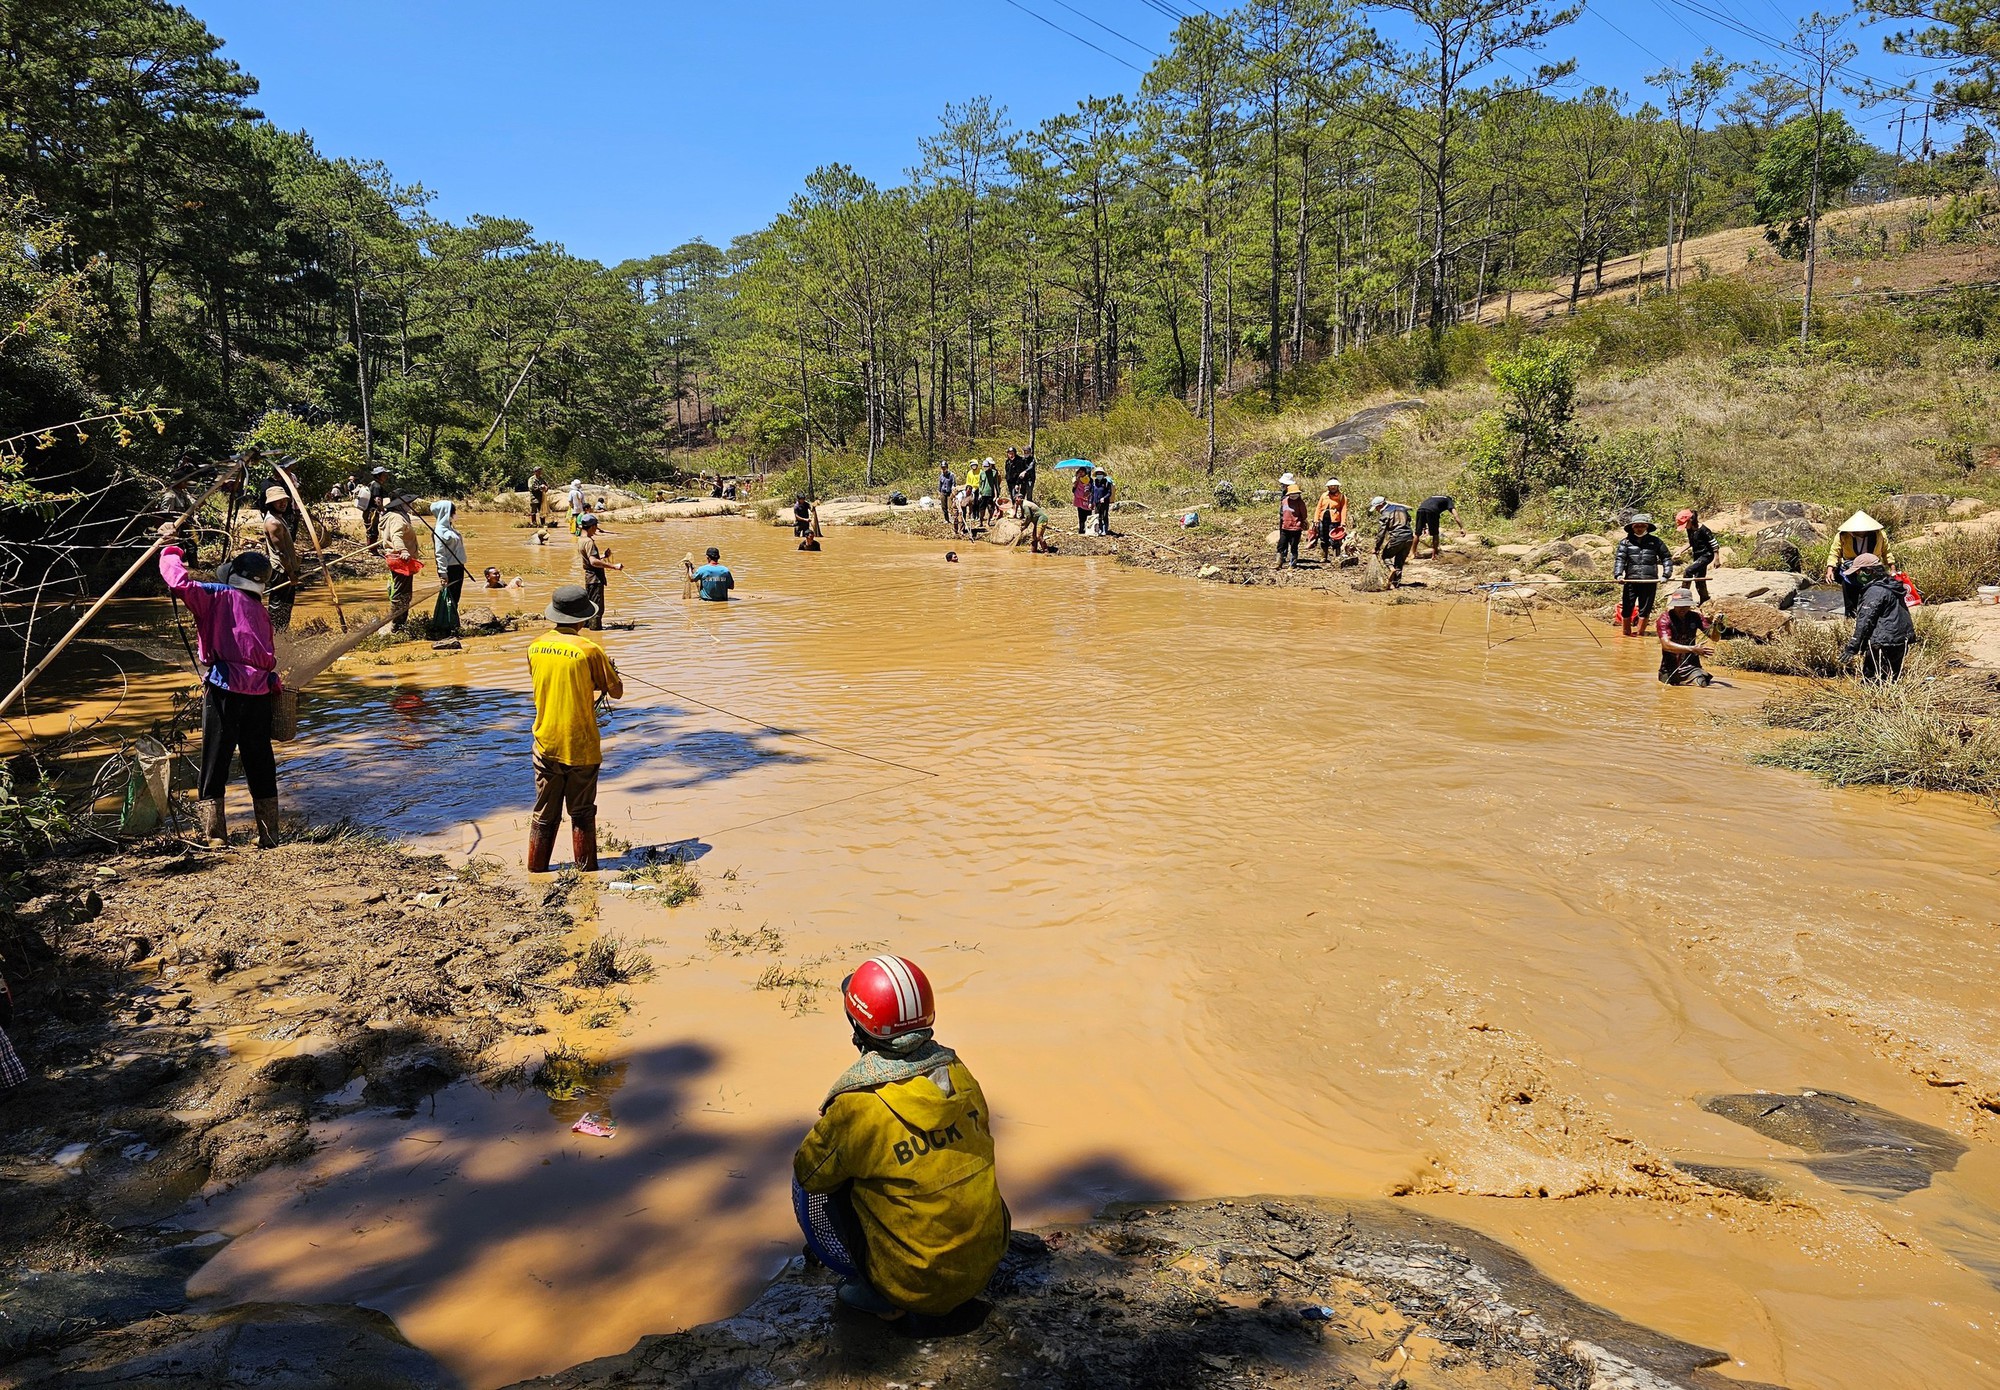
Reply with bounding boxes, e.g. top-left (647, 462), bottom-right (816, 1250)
top-left (1706, 595), bottom-right (1791, 641)
top-left (1526, 540), bottom-right (1575, 569)
top-left (1197, 565), bottom-right (1225, 580)
top-left (984, 519), bottom-right (1026, 548)
top-left (1697, 568), bottom-right (1812, 606)
top-left (1748, 499), bottom-right (1812, 522)
top-left (1949, 498), bottom-right (1991, 520)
